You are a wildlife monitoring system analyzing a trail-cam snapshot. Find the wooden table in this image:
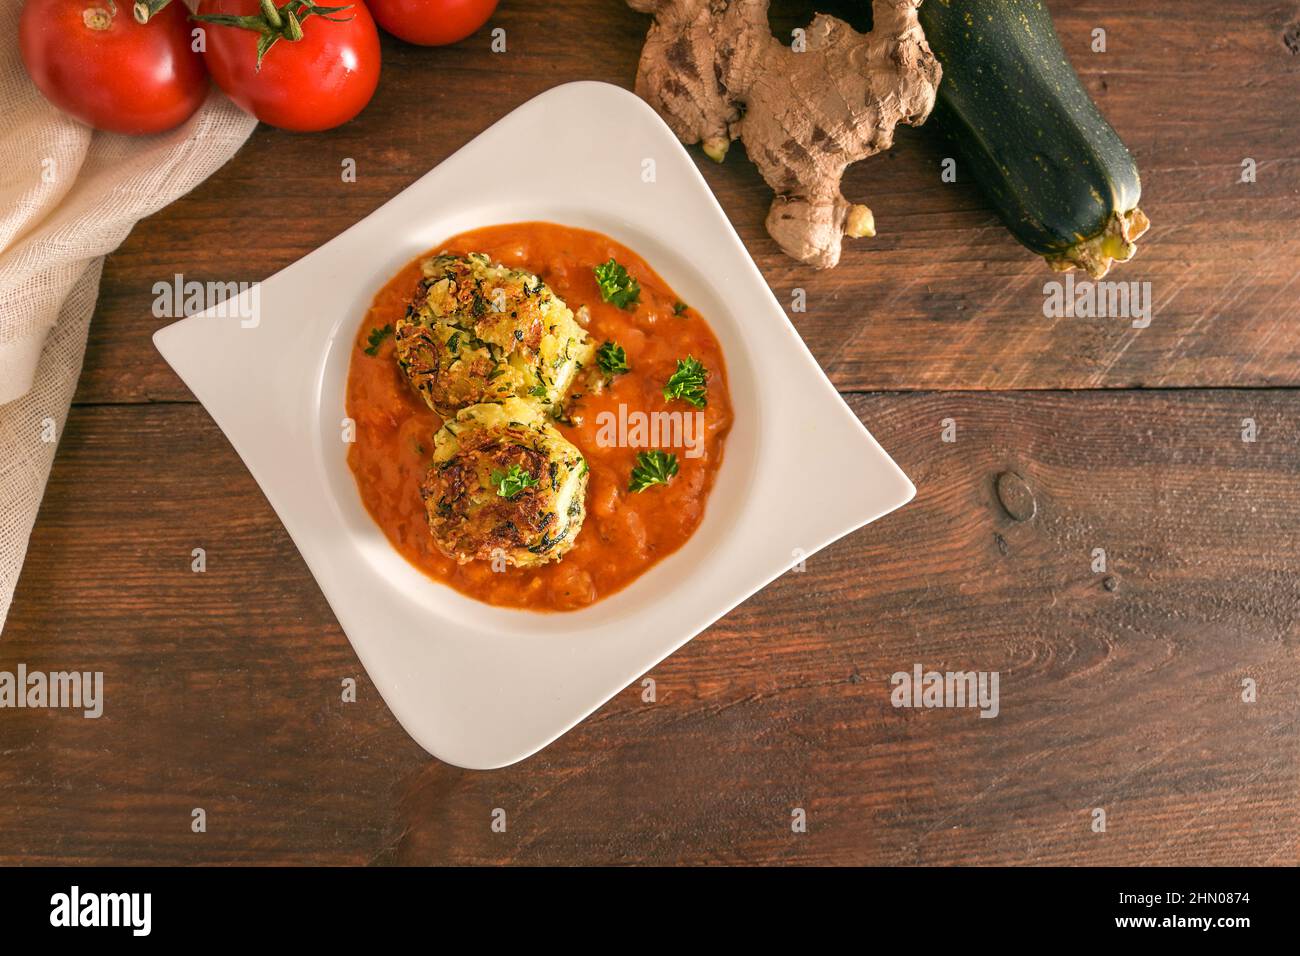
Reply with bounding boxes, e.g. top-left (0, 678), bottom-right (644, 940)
top-left (3, 0), bottom-right (1297, 865)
